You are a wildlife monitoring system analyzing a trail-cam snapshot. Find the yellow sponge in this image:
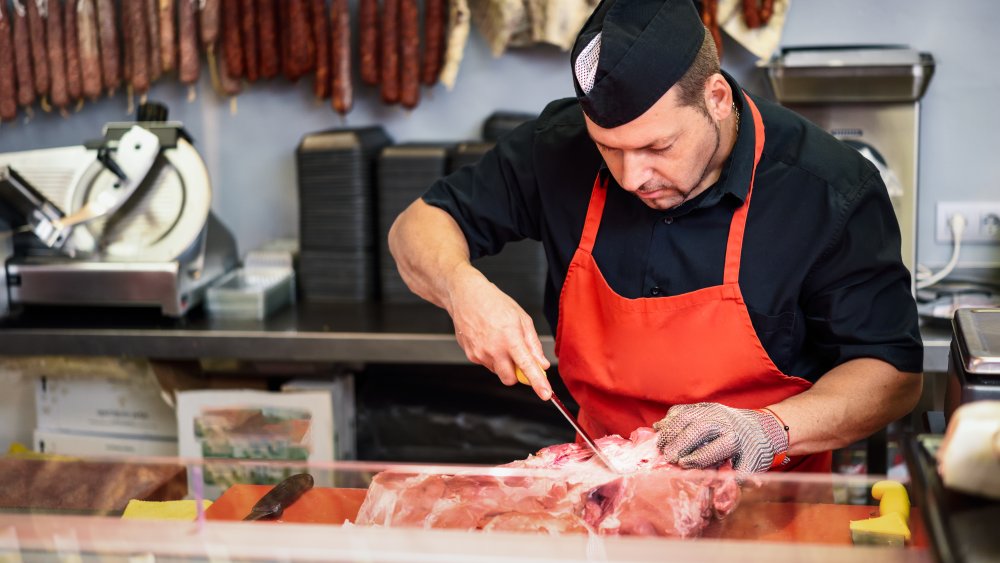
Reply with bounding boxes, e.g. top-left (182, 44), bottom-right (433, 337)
top-left (122, 499), bottom-right (213, 521)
